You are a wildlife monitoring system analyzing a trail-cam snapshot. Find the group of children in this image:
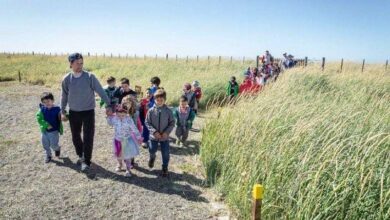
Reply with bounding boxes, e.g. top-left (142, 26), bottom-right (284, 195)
top-left (227, 65), bottom-right (282, 99)
top-left (36, 76), bottom-right (202, 178)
